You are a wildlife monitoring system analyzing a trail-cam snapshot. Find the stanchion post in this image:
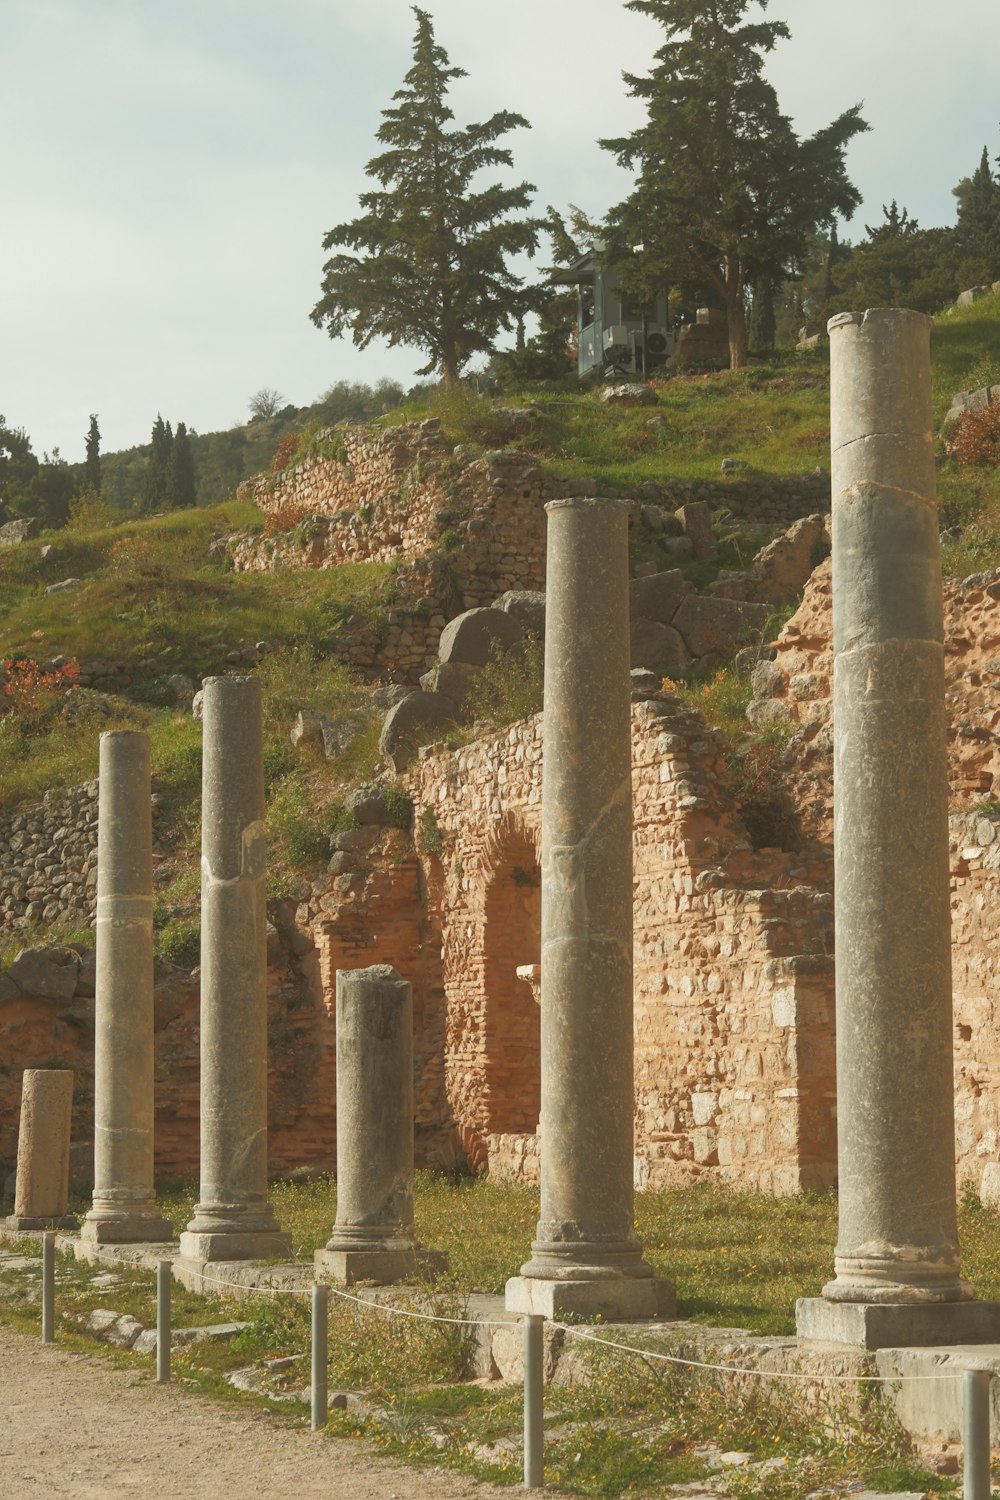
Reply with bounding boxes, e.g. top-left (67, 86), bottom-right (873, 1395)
top-left (311, 1284), bottom-right (329, 1431)
top-left (157, 1259), bottom-right (171, 1384)
top-left (523, 1313), bottom-right (544, 1489)
top-left (964, 1367), bottom-right (992, 1500)
top-left (41, 1232), bottom-right (55, 1344)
